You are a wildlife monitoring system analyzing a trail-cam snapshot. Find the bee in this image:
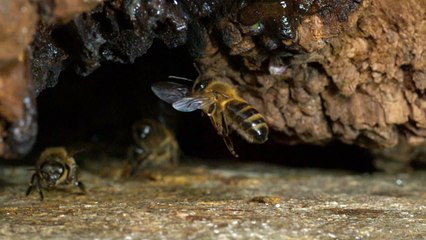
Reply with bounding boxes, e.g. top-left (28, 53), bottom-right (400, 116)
top-left (151, 77), bottom-right (269, 157)
top-left (26, 147), bottom-right (86, 200)
top-left (268, 55), bottom-right (288, 75)
top-left (127, 119), bottom-right (179, 176)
